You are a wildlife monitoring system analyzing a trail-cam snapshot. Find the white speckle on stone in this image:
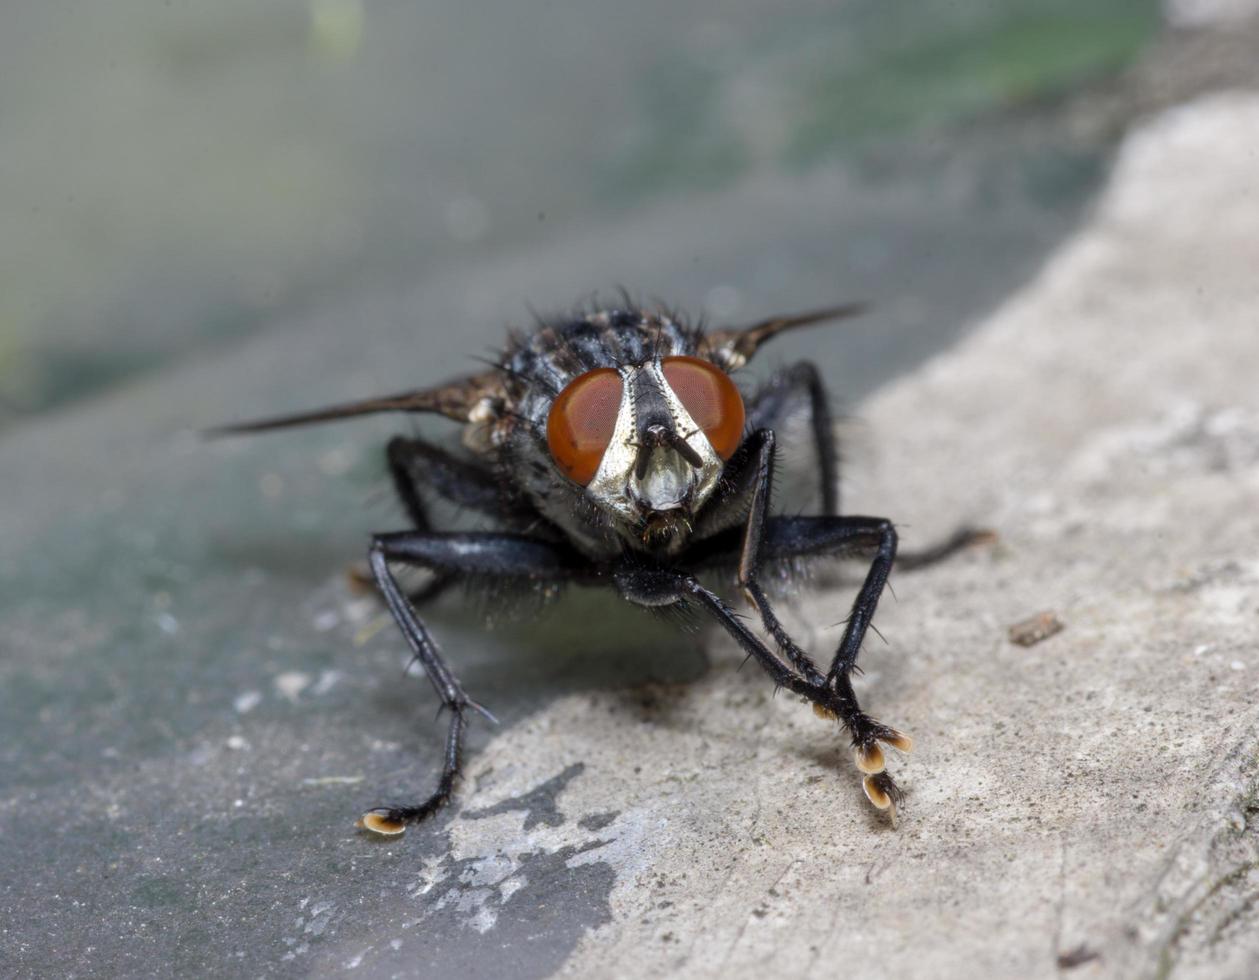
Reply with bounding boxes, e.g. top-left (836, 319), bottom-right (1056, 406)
top-left (499, 875), bottom-right (526, 903)
top-left (233, 799), bottom-right (244, 808)
top-left (468, 904), bottom-right (498, 934)
top-left (317, 447), bottom-right (353, 477)
top-left (345, 950), bottom-right (365, 969)
top-left (1230, 660), bottom-right (1245, 671)
top-left (1193, 644), bottom-right (1214, 656)
top-left (275, 672), bottom-right (311, 702)
top-left (226, 735), bottom-right (249, 751)
top-left (305, 902), bottom-right (336, 937)
top-left (344, 597), bottom-right (376, 623)
top-left (155, 612), bottom-right (180, 635)
top-left (234, 690), bottom-right (262, 714)
top-left (311, 669), bottom-right (344, 696)
top-left (460, 853), bottom-right (516, 887)
top-left (389, 939), bottom-right (402, 951)
top-left (313, 610), bottom-right (340, 632)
